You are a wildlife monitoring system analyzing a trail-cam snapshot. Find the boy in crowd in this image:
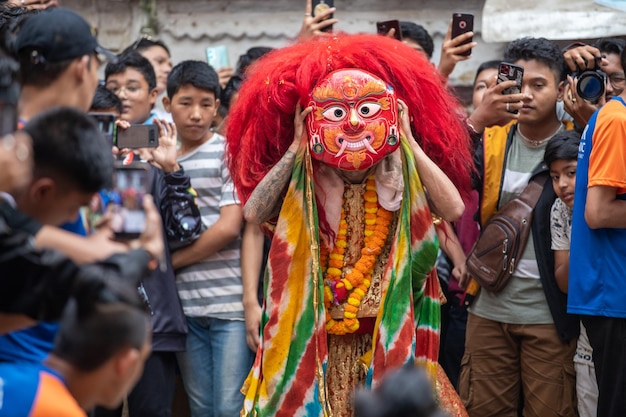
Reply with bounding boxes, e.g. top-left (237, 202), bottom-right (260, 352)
top-left (545, 131), bottom-right (596, 417)
top-left (94, 68), bottom-right (203, 417)
top-left (164, 60), bottom-right (251, 417)
top-left (91, 85), bottom-right (123, 117)
top-left (459, 37), bottom-right (578, 417)
top-left (0, 278), bottom-right (152, 417)
top-left (568, 44), bottom-right (626, 417)
top-left (105, 51), bottom-right (160, 125)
